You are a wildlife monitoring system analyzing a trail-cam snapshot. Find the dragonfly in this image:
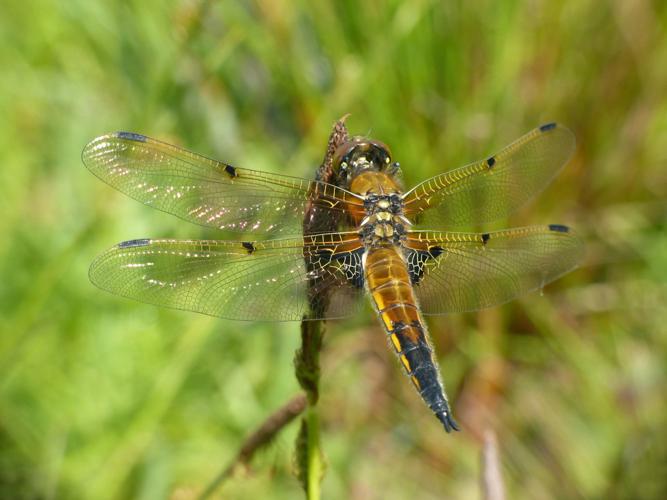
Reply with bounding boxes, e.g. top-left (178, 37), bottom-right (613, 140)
top-left (83, 121), bottom-right (583, 433)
